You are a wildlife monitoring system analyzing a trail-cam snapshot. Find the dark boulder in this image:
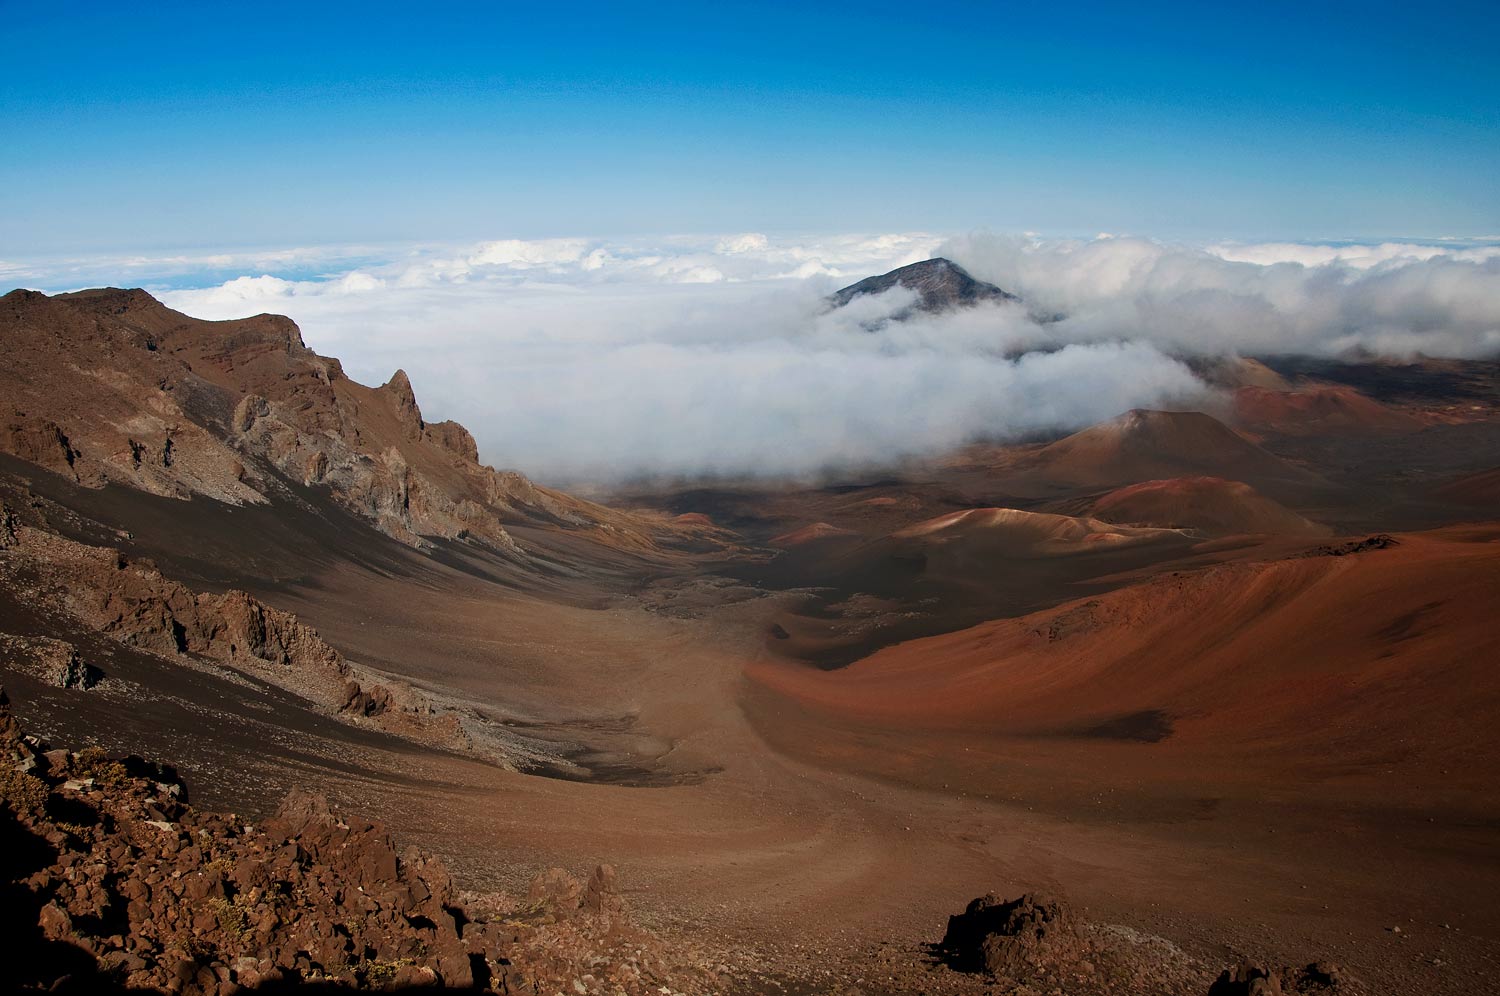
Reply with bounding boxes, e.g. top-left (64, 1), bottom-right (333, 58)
top-left (941, 891), bottom-right (1078, 979)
